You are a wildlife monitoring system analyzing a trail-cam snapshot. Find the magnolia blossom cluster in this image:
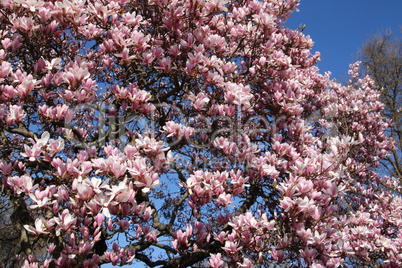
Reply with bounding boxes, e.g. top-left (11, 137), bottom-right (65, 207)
top-left (0, 0), bottom-right (400, 267)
